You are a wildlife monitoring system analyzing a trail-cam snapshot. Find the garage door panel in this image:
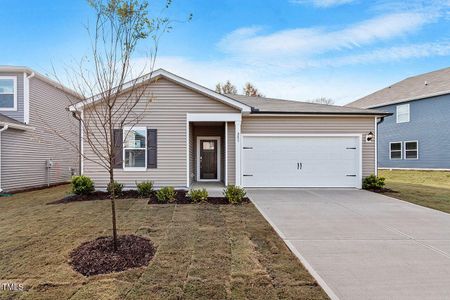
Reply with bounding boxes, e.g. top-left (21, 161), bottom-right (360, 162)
top-left (242, 136), bottom-right (360, 187)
